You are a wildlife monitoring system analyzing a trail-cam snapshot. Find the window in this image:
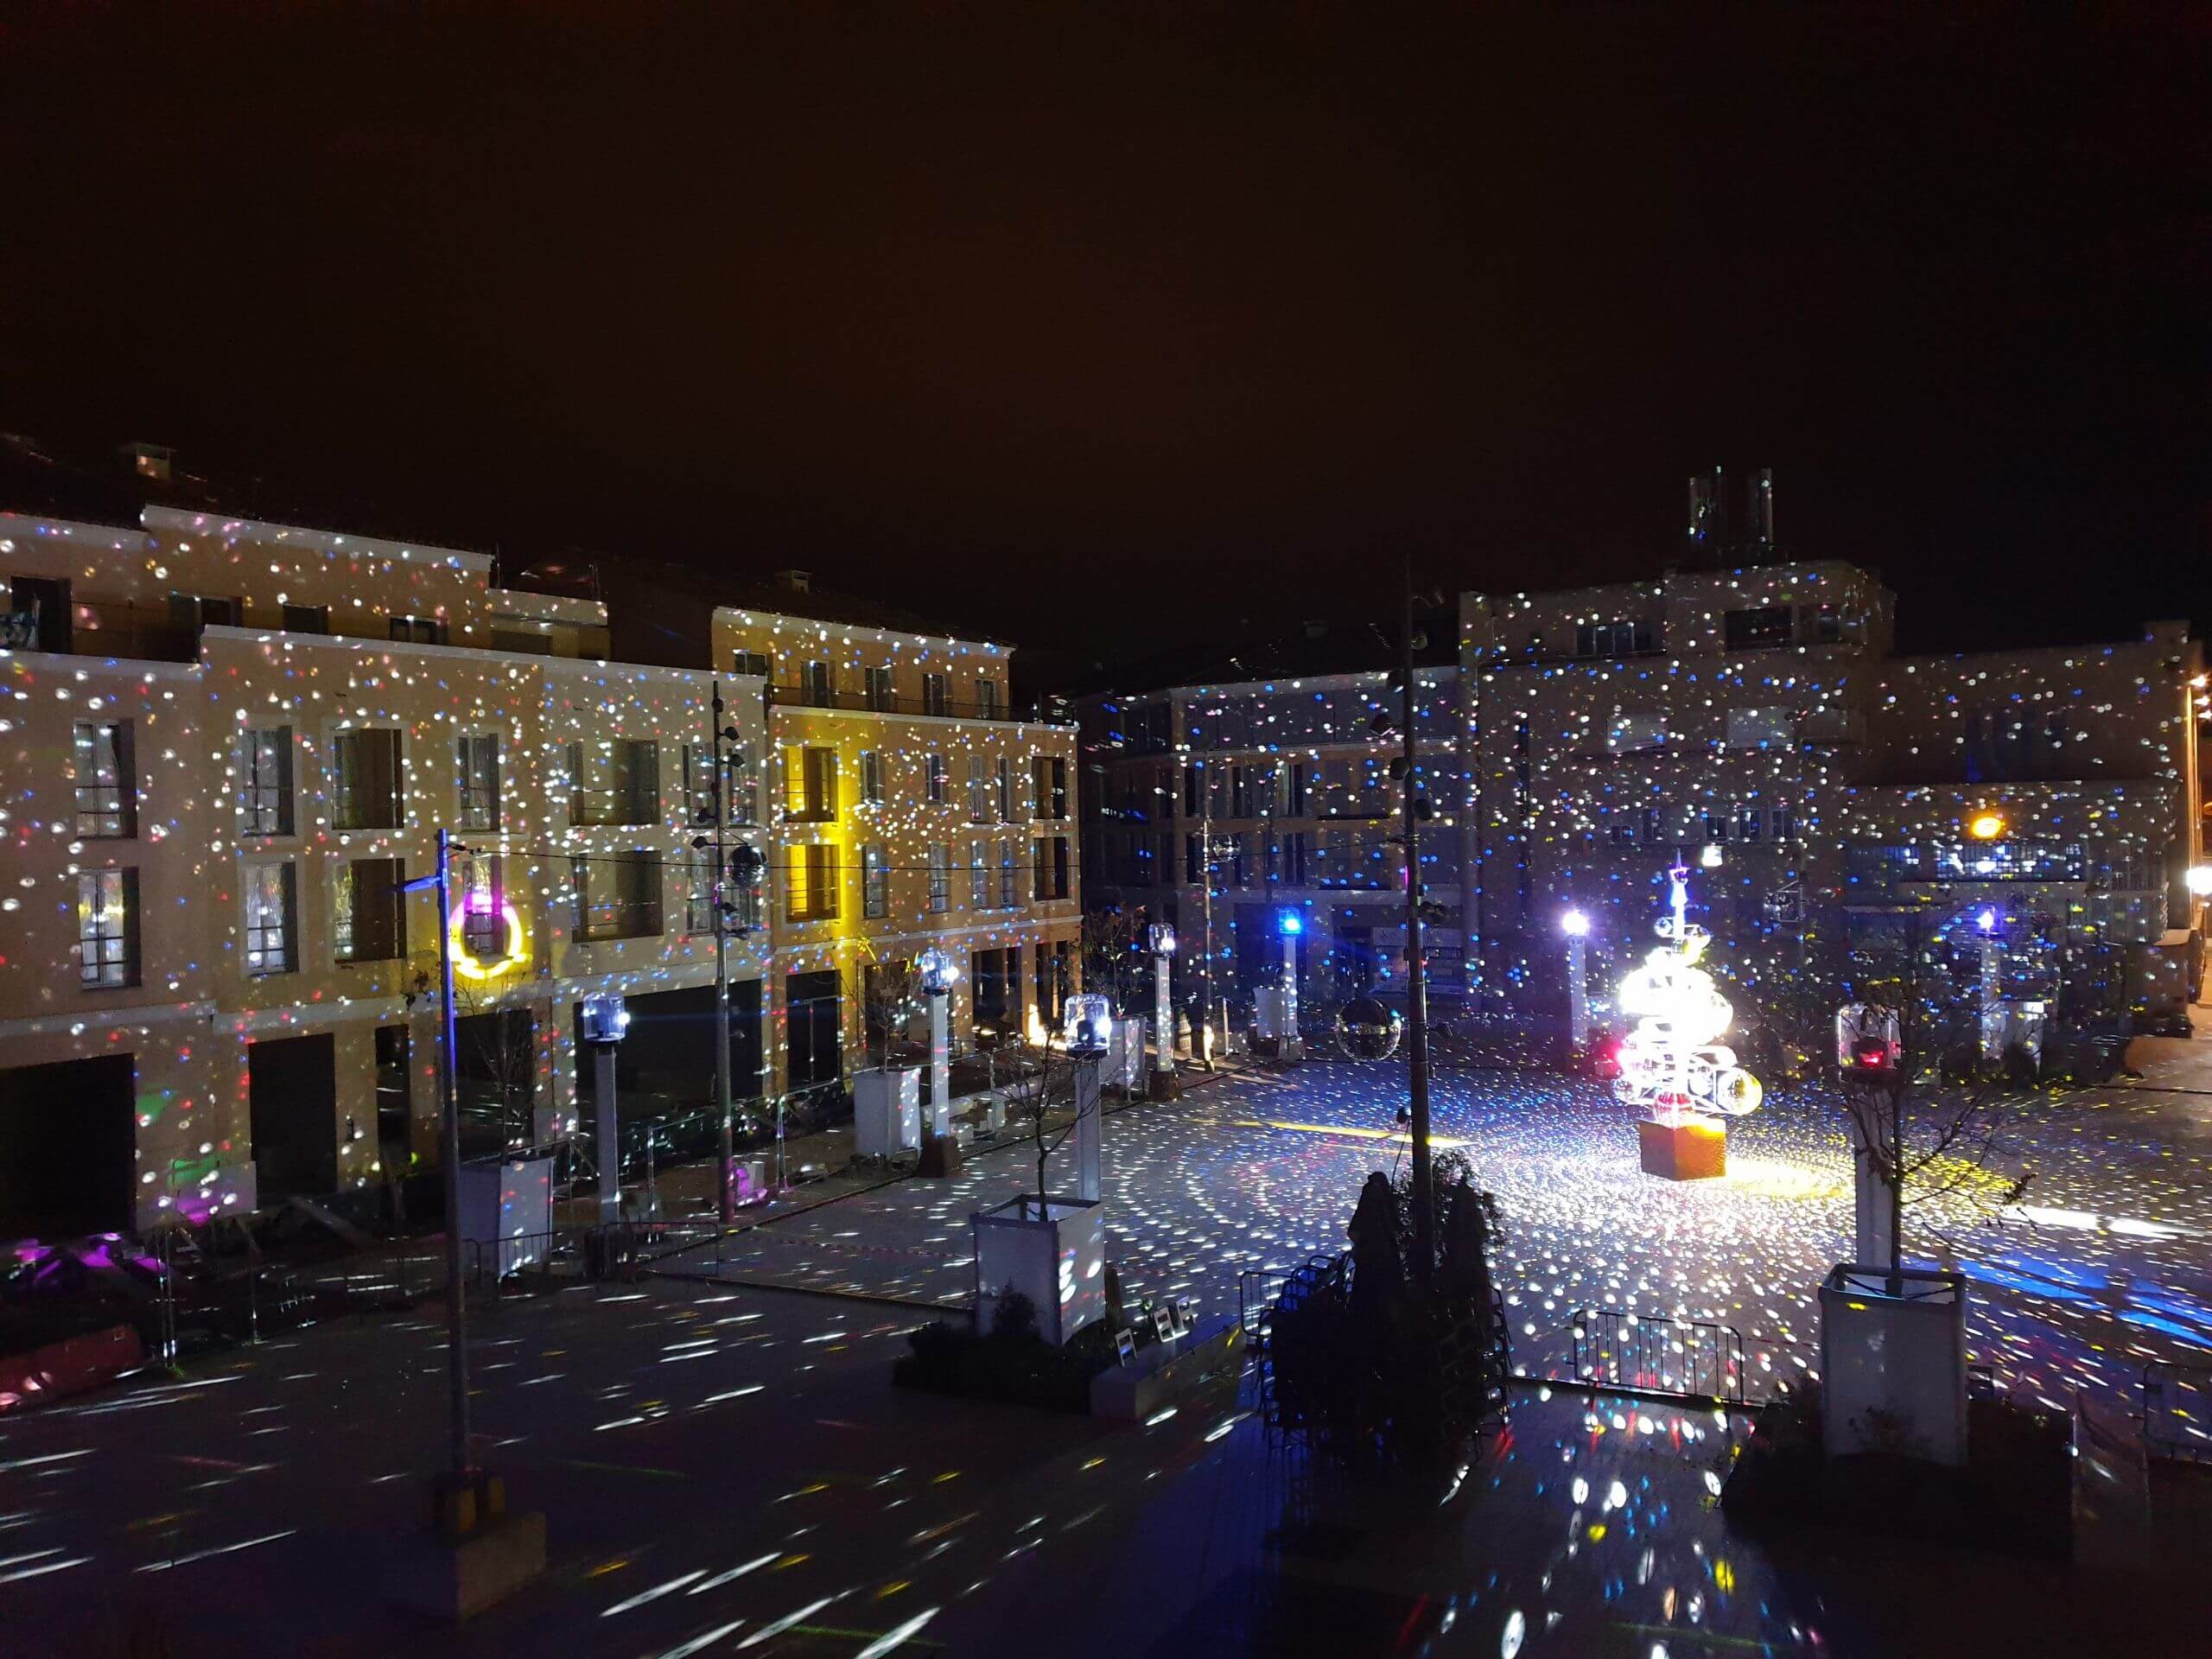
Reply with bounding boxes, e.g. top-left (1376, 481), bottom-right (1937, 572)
top-left (1735, 806), bottom-right (1764, 844)
top-left (969, 839), bottom-right (988, 908)
top-left (460, 855), bottom-right (505, 963)
top-left (998, 840), bottom-right (1018, 908)
top-left (995, 757), bottom-right (1015, 820)
top-left (865, 666), bottom-right (894, 711)
top-left (1574, 619), bottom-right (1656, 658)
top-left (925, 753), bottom-right (946, 804)
top-left (78, 868), bottom-right (138, 988)
top-left (569, 739), bottom-right (659, 826)
top-left (1032, 754), bottom-right (1068, 821)
top-left (457, 732), bottom-right (501, 831)
top-left (922, 672), bottom-right (948, 716)
top-left (244, 861), bottom-right (298, 976)
top-left (784, 746), bottom-right (838, 822)
top-left (333, 729), bottom-right (404, 830)
top-left (732, 649), bottom-right (771, 679)
top-left (1723, 606), bottom-right (1792, 650)
top-left (862, 845), bottom-right (889, 918)
top-left (1770, 804), bottom-right (1796, 842)
top-left (242, 727), bottom-right (293, 836)
top-left (1186, 833), bottom-right (1203, 884)
top-left (73, 720), bottom-right (135, 838)
top-left (1605, 709), bottom-right (1667, 754)
top-left (686, 852), bottom-right (721, 935)
top-left (282, 603), bottom-right (329, 633)
top-left (976, 677), bottom-right (1001, 719)
top-left (334, 856), bottom-right (406, 962)
top-left (389, 615), bottom-right (447, 645)
top-left (1287, 762), bottom-right (1307, 817)
top-left (1611, 814), bottom-right (1640, 847)
top-left (1725, 706), bottom-right (1795, 750)
top-left (968, 756), bottom-right (990, 822)
top-left (803, 661), bottom-right (834, 707)
top-left (1033, 838), bottom-right (1048, 902)
top-left (1230, 832), bottom-right (1250, 887)
top-left (1183, 764), bottom-right (1201, 819)
top-left (1702, 810), bottom-right (1729, 843)
top-left (1802, 605), bottom-right (1846, 645)
top-left (1230, 766), bottom-right (1252, 817)
top-left (1036, 836), bottom-right (1070, 900)
top-left (861, 749), bottom-right (884, 804)
top-left (1283, 831), bottom-right (1308, 884)
top-left (683, 742), bottom-right (721, 826)
top-left (571, 850), bottom-right (663, 940)
top-left (786, 843), bottom-right (839, 923)
top-left (725, 742), bottom-right (756, 825)
top-left (928, 842), bottom-right (950, 913)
